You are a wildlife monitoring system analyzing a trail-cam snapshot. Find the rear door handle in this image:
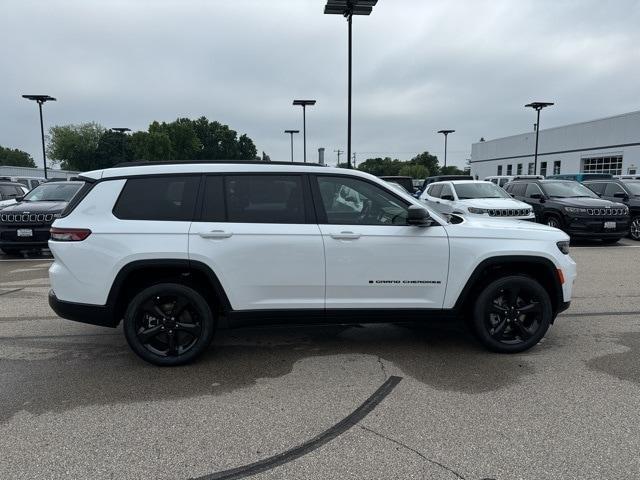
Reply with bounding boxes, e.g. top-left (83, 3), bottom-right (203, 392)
top-left (330, 231), bottom-right (361, 240)
top-left (199, 230), bottom-right (233, 239)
